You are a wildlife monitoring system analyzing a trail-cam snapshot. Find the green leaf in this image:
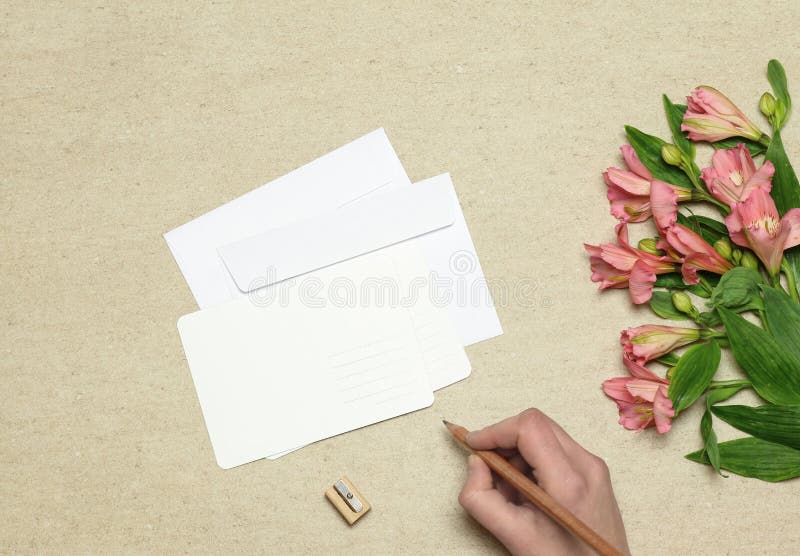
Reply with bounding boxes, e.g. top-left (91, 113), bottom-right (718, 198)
top-left (717, 306), bottom-right (800, 405)
top-left (688, 284), bottom-right (712, 298)
top-left (712, 137), bottom-right (766, 157)
top-left (699, 385), bottom-right (745, 477)
top-left (706, 385), bottom-right (746, 405)
top-left (625, 126), bottom-right (692, 188)
top-left (668, 340), bottom-right (721, 414)
top-left (699, 408), bottom-right (723, 476)
top-left (686, 437), bottom-right (800, 482)
top-left (676, 211), bottom-right (698, 233)
top-left (764, 129), bottom-right (800, 215)
top-left (663, 95), bottom-right (694, 158)
top-left (709, 267), bottom-right (764, 312)
top-left (656, 352), bottom-right (680, 366)
top-left (767, 59), bottom-right (791, 130)
top-left (762, 286), bottom-right (800, 361)
top-left (649, 291), bottom-right (690, 320)
top-left (691, 215), bottom-right (728, 237)
top-left (654, 273), bottom-right (688, 289)
top-left (764, 129), bottom-right (800, 299)
top-left (712, 404), bottom-right (800, 451)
